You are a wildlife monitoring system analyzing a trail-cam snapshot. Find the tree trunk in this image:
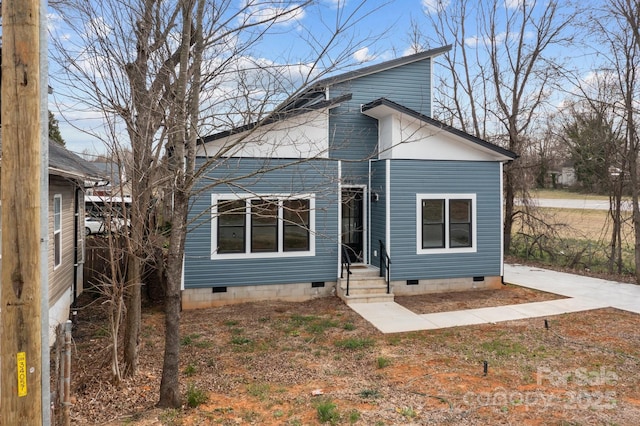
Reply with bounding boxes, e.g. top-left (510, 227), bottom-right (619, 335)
top-left (123, 255), bottom-right (141, 376)
top-left (158, 194), bottom-right (188, 408)
top-left (503, 166), bottom-right (516, 254)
